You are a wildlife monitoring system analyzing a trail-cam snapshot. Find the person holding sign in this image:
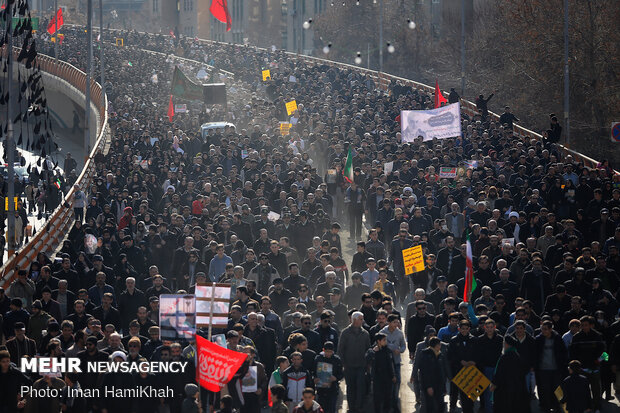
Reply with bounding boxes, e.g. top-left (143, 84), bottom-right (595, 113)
top-left (312, 341), bottom-right (343, 413)
top-left (389, 229), bottom-right (414, 305)
top-left (447, 320), bottom-right (476, 413)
